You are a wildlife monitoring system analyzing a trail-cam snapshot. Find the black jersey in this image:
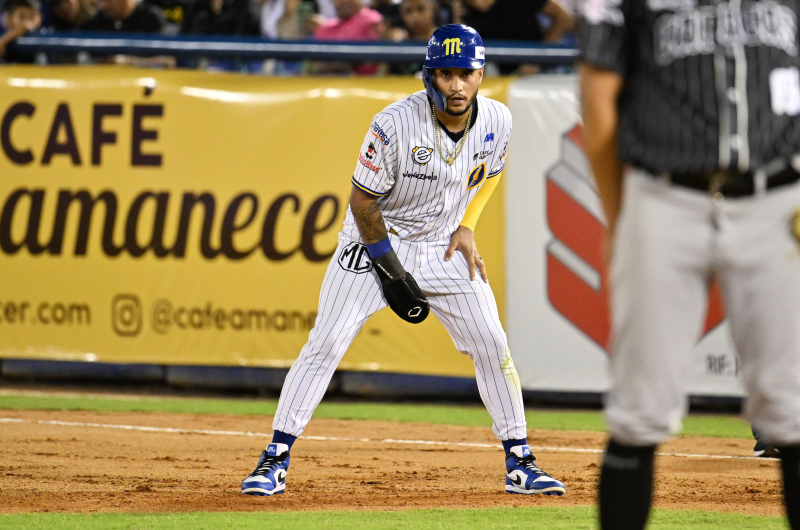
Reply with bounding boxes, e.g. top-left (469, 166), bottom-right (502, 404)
top-left (577, 0), bottom-right (800, 174)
